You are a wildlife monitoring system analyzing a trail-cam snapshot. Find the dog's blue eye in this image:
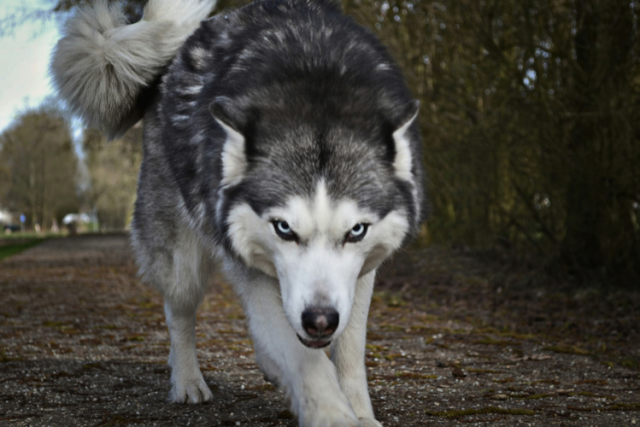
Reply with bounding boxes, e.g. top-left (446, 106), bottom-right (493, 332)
top-left (346, 223), bottom-right (368, 242)
top-left (273, 220), bottom-right (297, 241)
top-left (351, 224), bottom-right (365, 236)
top-left (277, 221), bottom-right (291, 234)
